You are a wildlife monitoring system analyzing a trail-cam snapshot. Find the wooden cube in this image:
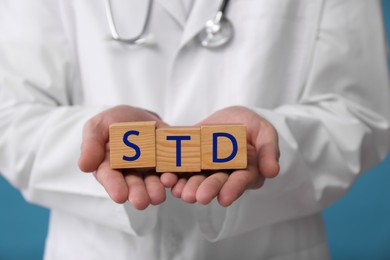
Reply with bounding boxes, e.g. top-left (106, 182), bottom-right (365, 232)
top-left (110, 121), bottom-right (156, 169)
top-left (201, 125), bottom-right (247, 170)
top-left (156, 127), bottom-right (201, 172)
